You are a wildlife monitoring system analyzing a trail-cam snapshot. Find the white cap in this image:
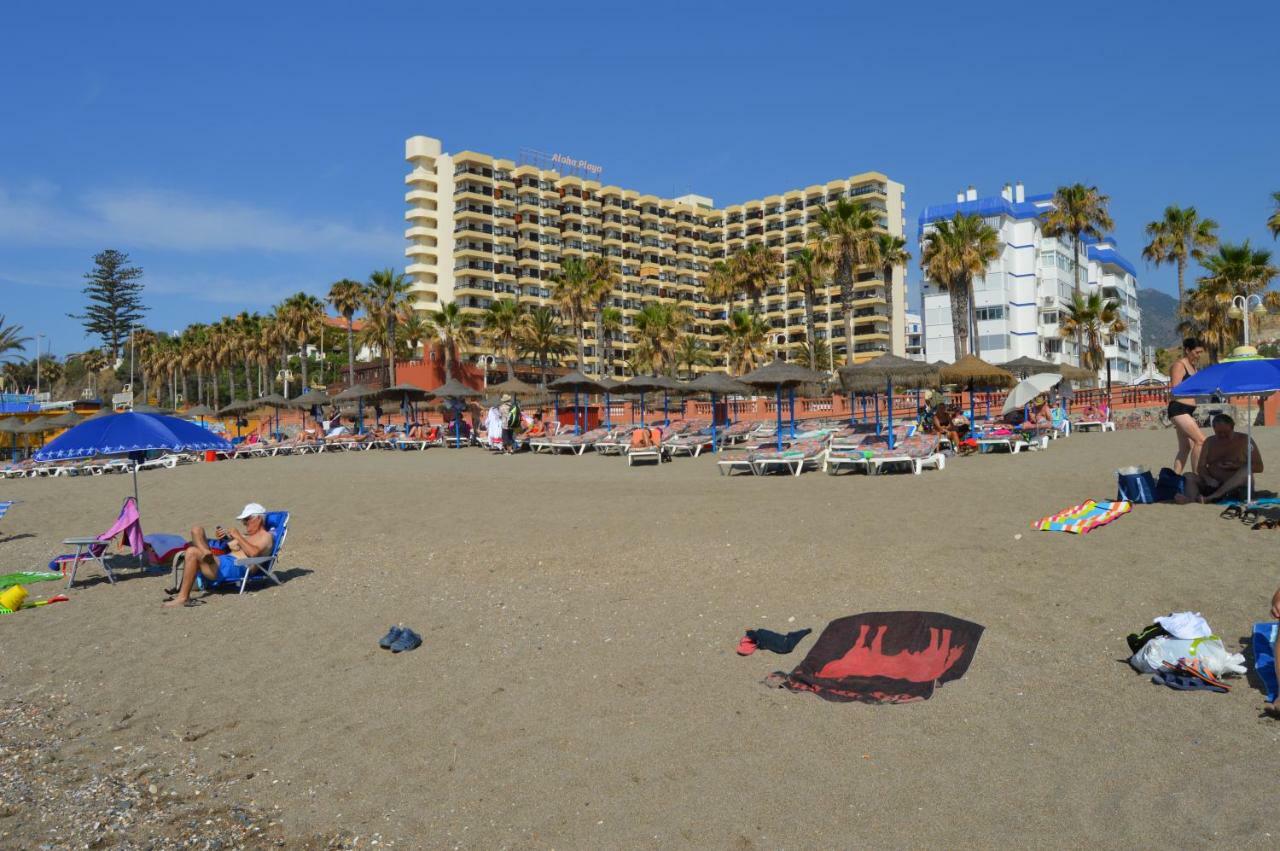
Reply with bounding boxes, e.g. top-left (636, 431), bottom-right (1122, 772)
top-left (236, 502), bottom-right (267, 520)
